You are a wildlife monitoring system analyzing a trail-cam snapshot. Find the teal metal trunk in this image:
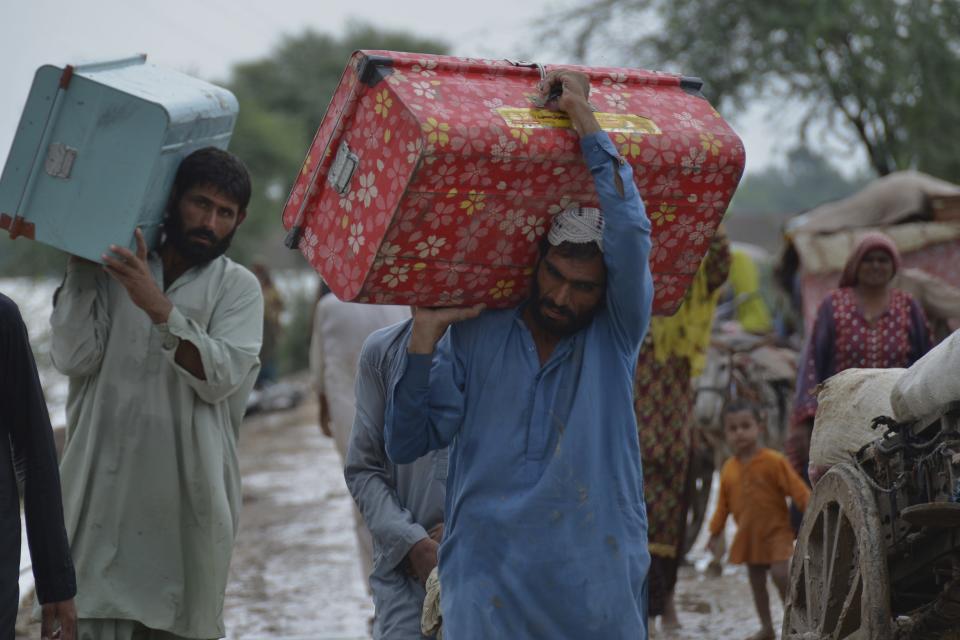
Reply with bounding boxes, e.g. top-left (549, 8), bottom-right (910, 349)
top-left (0, 55), bottom-right (238, 262)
